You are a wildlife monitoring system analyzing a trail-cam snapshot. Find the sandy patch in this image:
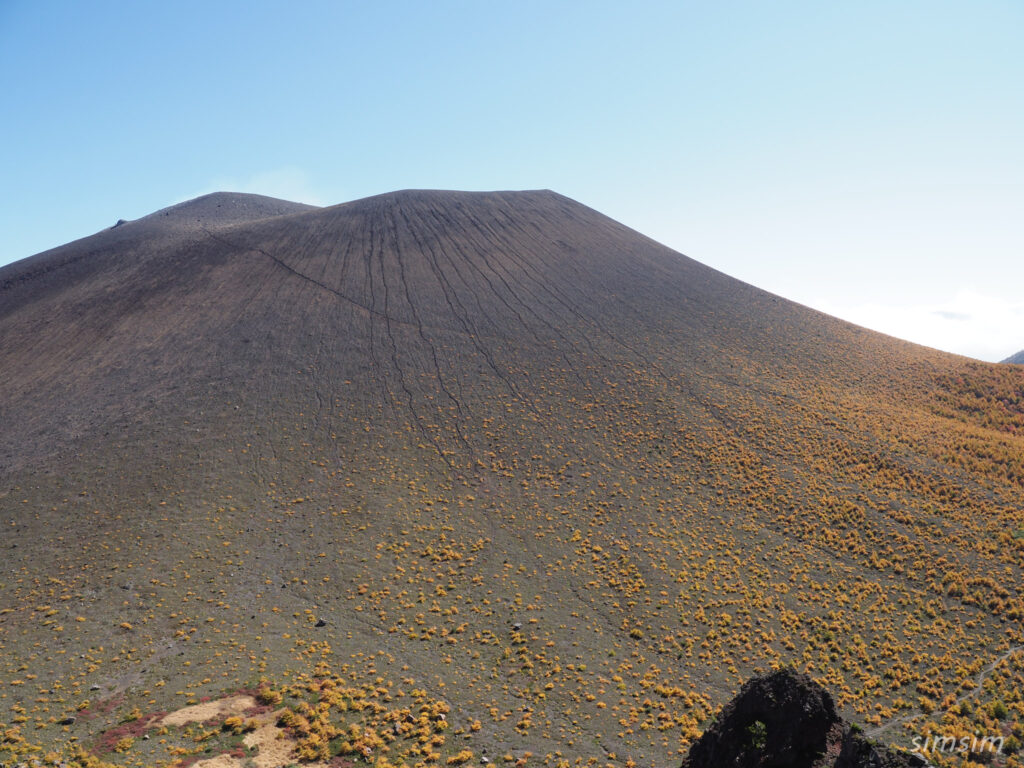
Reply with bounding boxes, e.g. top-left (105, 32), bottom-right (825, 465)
top-left (192, 755), bottom-right (243, 768)
top-left (245, 720), bottom-right (297, 768)
top-left (159, 694), bottom-right (257, 726)
top-left (242, 712), bottom-right (333, 768)
top-left (155, 697), bottom-right (333, 768)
